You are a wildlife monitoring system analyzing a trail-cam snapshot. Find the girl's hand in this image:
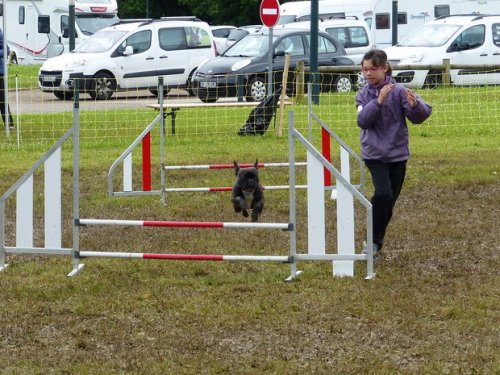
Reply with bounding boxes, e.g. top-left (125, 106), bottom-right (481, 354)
top-left (405, 88), bottom-right (417, 108)
top-left (377, 83), bottom-right (394, 105)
